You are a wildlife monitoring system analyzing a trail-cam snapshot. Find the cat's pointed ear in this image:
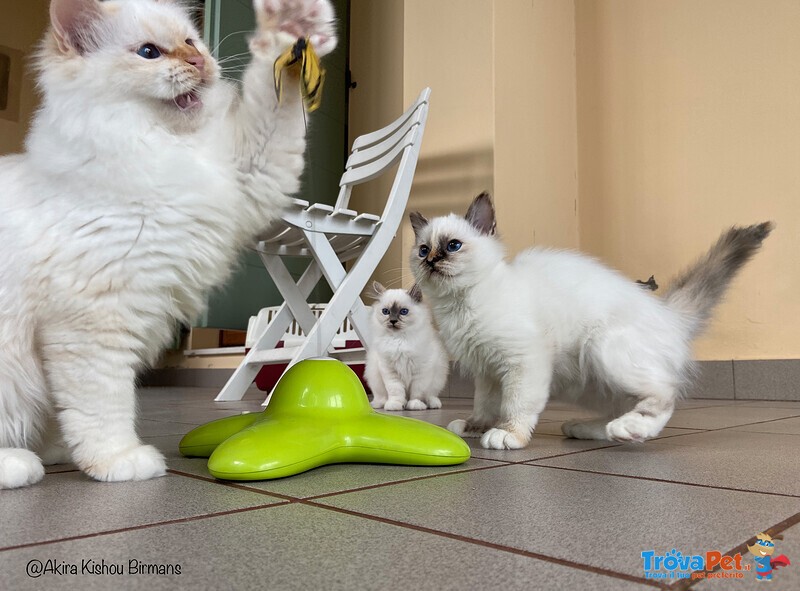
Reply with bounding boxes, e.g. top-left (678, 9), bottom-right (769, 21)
top-left (409, 211), bottom-right (429, 238)
top-left (50, 0), bottom-right (105, 55)
top-left (408, 284), bottom-right (423, 303)
top-left (370, 281), bottom-right (386, 299)
top-left (465, 191), bottom-right (497, 236)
